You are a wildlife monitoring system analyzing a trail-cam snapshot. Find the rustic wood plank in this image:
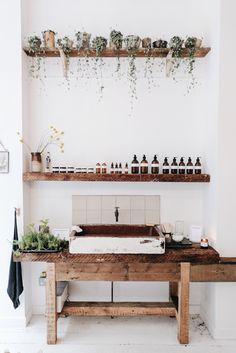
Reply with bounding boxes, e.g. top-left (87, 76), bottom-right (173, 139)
top-left (23, 172), bottom-right (210, 183)
top-left (14, 245), bottom-right (219, 264)
top-left (23, 47), bottom-right (211, 58)
top-left (55, 263), bottom-right (180, 281)
top-left (177, 263), bottom-right (190, 344)
top-left (220, 257), bottom-right (236, 264)
top-left (46, 263), bottom-right (57, 345)
top-left (58, 301), bottom-right (176, 317)
top-left (191, 264), bottom-right (236, 281)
